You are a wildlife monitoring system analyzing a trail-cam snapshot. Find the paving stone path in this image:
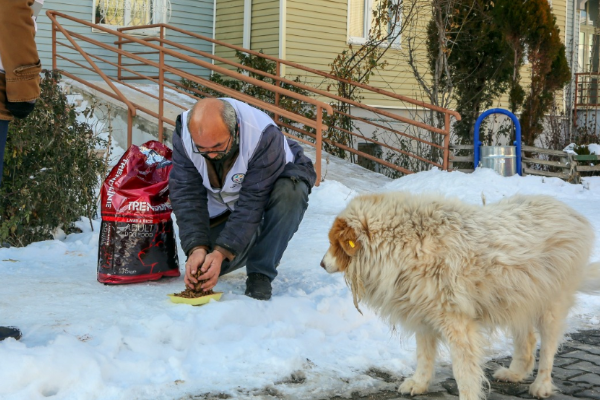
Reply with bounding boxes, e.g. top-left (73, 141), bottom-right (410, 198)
top-left (326, 330), bottom-right (600, 400)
